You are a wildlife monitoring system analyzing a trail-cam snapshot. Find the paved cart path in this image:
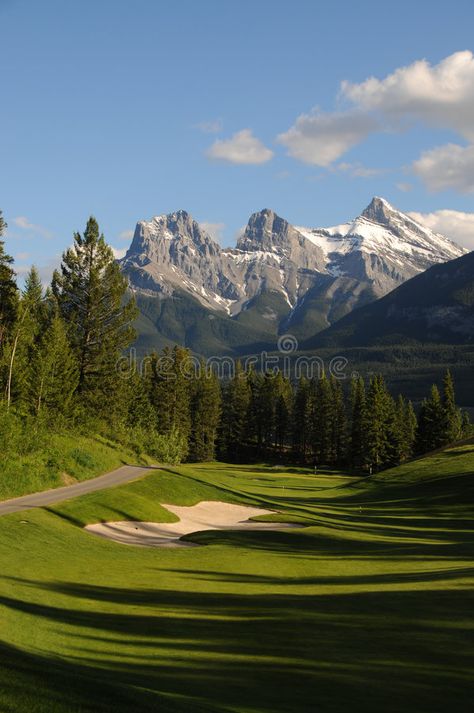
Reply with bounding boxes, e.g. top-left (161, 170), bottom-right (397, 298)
top-left (0, 465), bottom-right (156, 516)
